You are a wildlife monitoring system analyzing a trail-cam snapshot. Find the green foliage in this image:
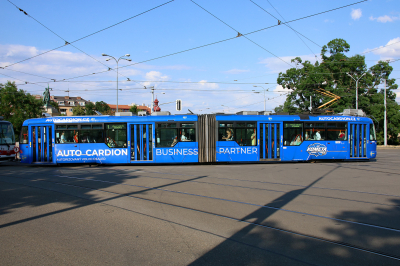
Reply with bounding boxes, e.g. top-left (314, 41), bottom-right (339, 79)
top-left (95, 101), bottom-right (111, 113)
top-left (49, 100), bottom-right (60, 112)
top-left (274, 105), bottom-right (284, 113)
top-left (277, 38), bottom-right (399, 143)
top-left (0, 81), bottom-right (44, 140)
top-left (129, 105), bottom-right (138, 114)
top-left (72, 105), bottom-right (86, 116)
top-left (85, 102), bottom-right (96, 115)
